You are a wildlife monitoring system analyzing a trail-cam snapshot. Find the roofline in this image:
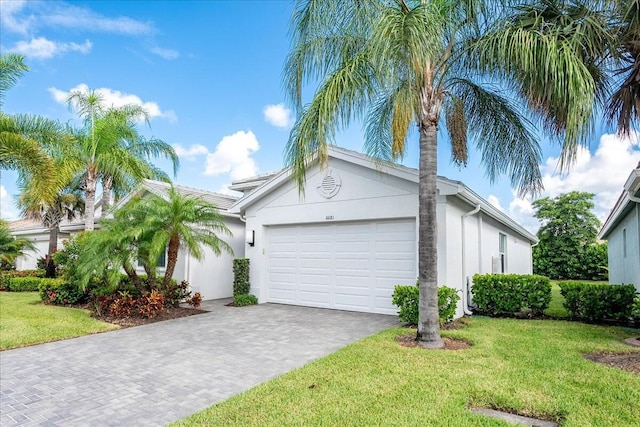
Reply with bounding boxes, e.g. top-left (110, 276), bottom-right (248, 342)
top-left (229, 146), bottom-right (537, 243)
top-left (599, 168), bottom-right (640, 239)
